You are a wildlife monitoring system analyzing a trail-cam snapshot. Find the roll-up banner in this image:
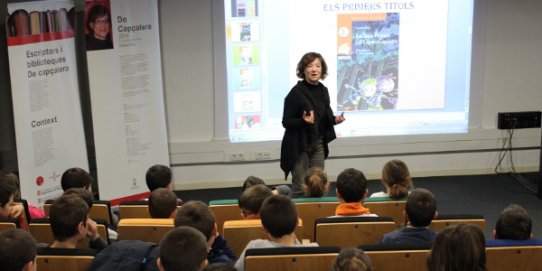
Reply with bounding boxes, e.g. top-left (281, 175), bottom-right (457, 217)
top-left (6, 0), bottom-right (89, 207)
top-left (85, 0), bottom-right (169, 205)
